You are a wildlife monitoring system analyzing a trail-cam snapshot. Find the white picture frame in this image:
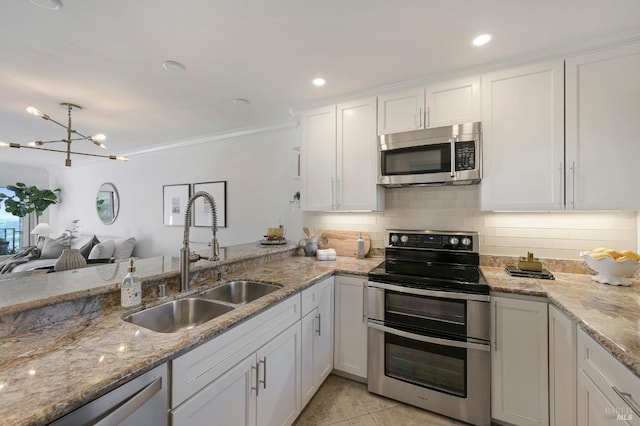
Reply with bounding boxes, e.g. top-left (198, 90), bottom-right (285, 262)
top-left (192, 181), bottom-right (227, 228)
top-left (163, 184), bottom-right (190, 226)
